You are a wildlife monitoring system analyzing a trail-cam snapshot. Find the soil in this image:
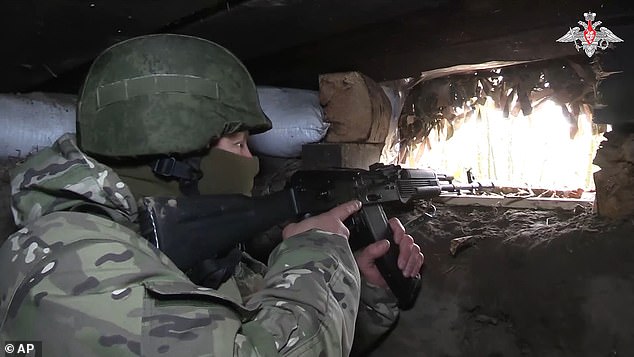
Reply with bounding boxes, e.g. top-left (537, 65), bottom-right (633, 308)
top-left (2, 158), bottom-right (633, 357)
top-left (371, 203), bottom-right (634, 357)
